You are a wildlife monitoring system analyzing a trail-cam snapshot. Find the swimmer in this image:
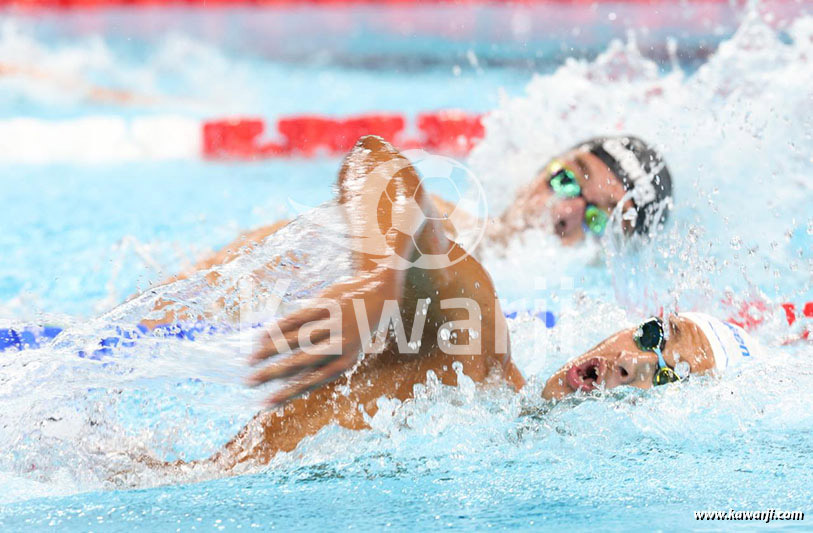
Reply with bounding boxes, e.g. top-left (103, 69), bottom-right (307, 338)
top-left (0, 135), bottom-right (677, 469)
top-left (488, 134), bottom-right (672, 245)
top-left (127, 135), bottom-right (676, 469)
top-left (0, 60), bottom-right (158, 106)
top-left (220, 306), bottom-right (760, 467)
top-left (540, 312), bottom-right (761, 400)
